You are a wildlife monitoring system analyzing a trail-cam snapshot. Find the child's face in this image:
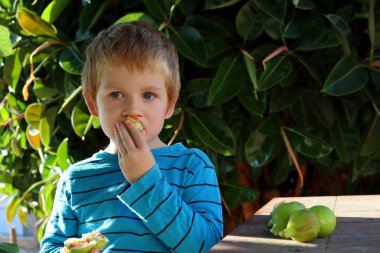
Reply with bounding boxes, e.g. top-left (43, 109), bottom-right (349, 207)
top-left (88, 65), bottom-right (175, 149)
